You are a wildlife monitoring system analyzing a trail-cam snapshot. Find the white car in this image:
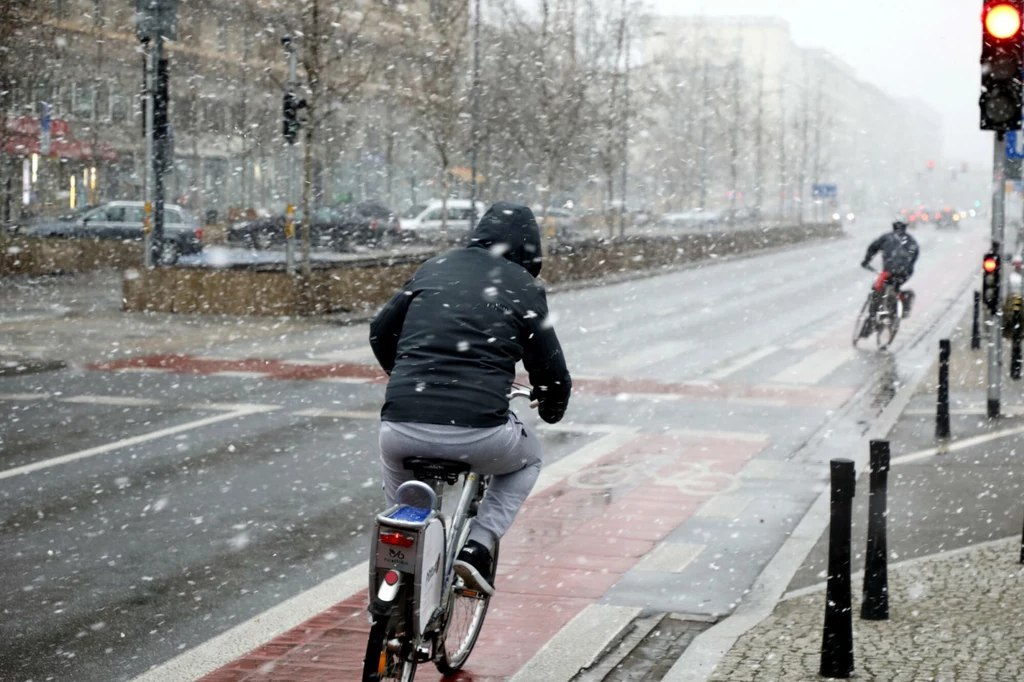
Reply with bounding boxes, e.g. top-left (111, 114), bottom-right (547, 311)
top-left (399, 200), bottom-right (488, 239)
